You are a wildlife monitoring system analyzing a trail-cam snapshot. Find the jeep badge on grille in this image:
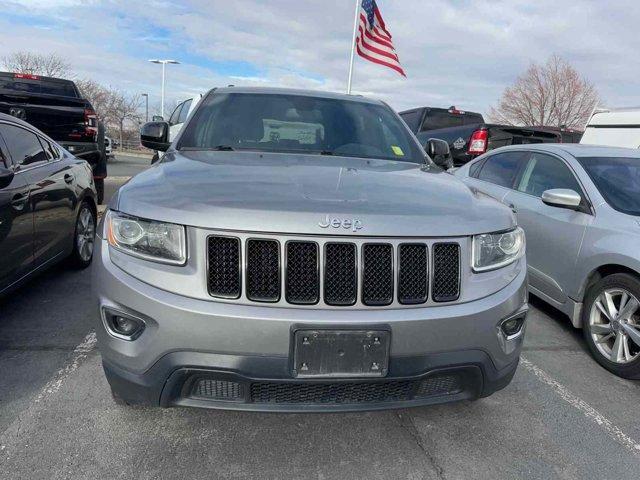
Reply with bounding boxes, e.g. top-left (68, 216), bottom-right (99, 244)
top-left (318, 215), bottom-right (363, 232)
